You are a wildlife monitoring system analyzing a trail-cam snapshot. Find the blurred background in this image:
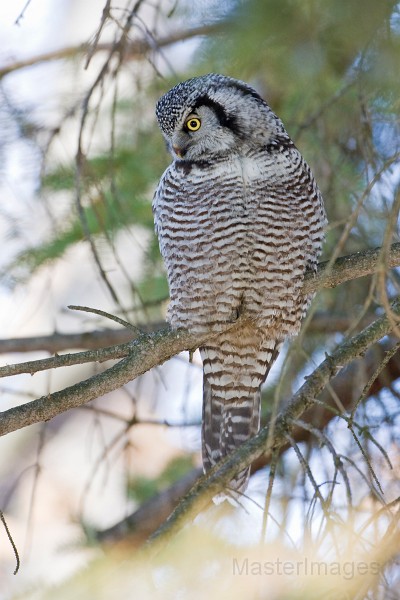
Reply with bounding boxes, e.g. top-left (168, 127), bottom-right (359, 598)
top-left (0, 1), bottom-right (400, 598)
